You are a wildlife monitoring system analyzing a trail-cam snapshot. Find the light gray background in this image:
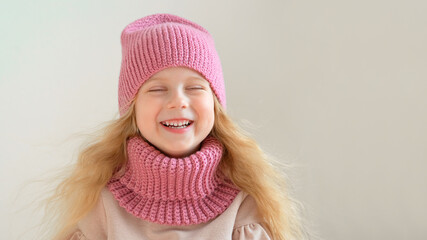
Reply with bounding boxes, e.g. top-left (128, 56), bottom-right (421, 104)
top-left (1, 0), bottom-right (426, 239)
